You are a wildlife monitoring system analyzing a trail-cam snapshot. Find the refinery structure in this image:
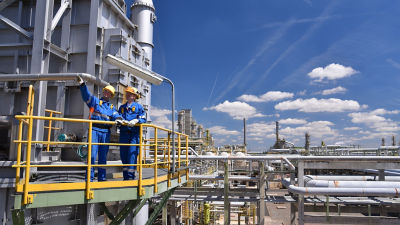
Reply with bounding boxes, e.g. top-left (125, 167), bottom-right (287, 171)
top-left (0, 1), bottom-right (400, 225)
